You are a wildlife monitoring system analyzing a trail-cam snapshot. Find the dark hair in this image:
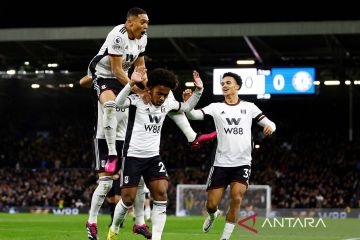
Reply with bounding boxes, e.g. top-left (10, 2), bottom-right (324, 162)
top-left (147, 68), bottom-right (178, 90)
top-left (127, 7), bottom-right (147, 18)
top-left (223, 72), bottom-right (242, 88)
